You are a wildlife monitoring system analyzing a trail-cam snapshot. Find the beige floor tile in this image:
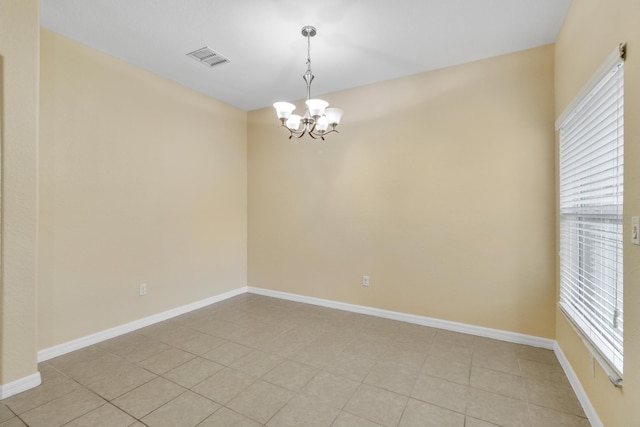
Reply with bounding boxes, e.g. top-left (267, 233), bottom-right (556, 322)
top-left (267, 394), bottom-right (340, 427)
top-left (428, 342), bottom-right (473, 365)
top-left (529, 404), bottom-right (591, 427)
top-left (47, 346), bottom-right (110, 373)
top-left (464, 417), bottom-right (501, 427)
top-left (471, 345), bottom-right (519, 365)
top-left (198, 407), bottom-right (262, 427)
top-left (99, 334), bottom-right (172, 363)
top-left (162, 357), bottom-right (224, 388)
top-left (49, 350), bottom-right (125, 385)
top-left (201, 341), bottom-right (253, 366)
top-left (226, 380), bottom-right (294, 424)
top-left (0, 418), bottom-right (27, 427)
top-left (152, 325), bottom-right (217, 351)
top-left (344, 384), bottom-right (408, 427)
top-left (4, 364), bottom-right (81, 414)
top-left (191, 367), bottom-right (255, 404)
top-left (192, 319), bottom-right (247, 341)
top-left (519, 358), bottom-right (571, 387)
top-left (472, 351), bottom-right (521, 376)
top-left (343, 336), bottom-right (391, 359)
top-left (301, 371), bottom-right (359, 410)
top-left (515, 344), bottom-right (559, 365)
top-left (422, 356), bottom-right (471, 385)
top-left (85, 360), bottom-right (157, 400)
top-left (331, 412), bottom-right (384, 427)
top-left (466, 388), bottom-right (529, 427)
top-left (362, 317), bottom-right (404, 336)
top-left (0, 404), bottom-right (15, 423)
top-left (257, 328), bottom-right (318, 358)
top-left (391, 336), bottom-right (432, 355)
top-left (324, 351), bottom-right (376, 382)
top-left (473, 337), bottom-right (519, 354)
top-left (364, 361), bottom-right (419, 396)
top-left (112, 377), bottom-right (185, 419)
top-left (434, 330), bottom-right (475, 348)
top-left (469, 366), bottom-right (525, 400)
top-left (524, 378), bottom-right (585, 417)
top-left (64, 403), bottom-right (136, 426)
top-left (262, 360), bottom-right (318, 392)
top-left (411, 374), bottom-right (469, 413)
top-left (378, 347), bottom-right (426, 372)
top-left (174, 333), bottom-right (226, 355)
top-left (291, 343), bottom-right (342, 371)
top-left (311, 330), bottom-right (354, 351)
top-left (138, 348), bottom-right (195, 374)
top-left (96, 331), bottom-right (156, 349)
top-left (234, 326), bottom-right (286, 349)
top-left (141, 390), bottom-right (219, 427)
top-left (230, 349), bottom-right (284, 378)
top-left (396, 323), bottom-right (438, 341)
top-left (20, 388), bottom-right (104, 427)
top-left (399, 398), bottom-right (465, 427)
top-left (136, 321), bottom-right (182, 339)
